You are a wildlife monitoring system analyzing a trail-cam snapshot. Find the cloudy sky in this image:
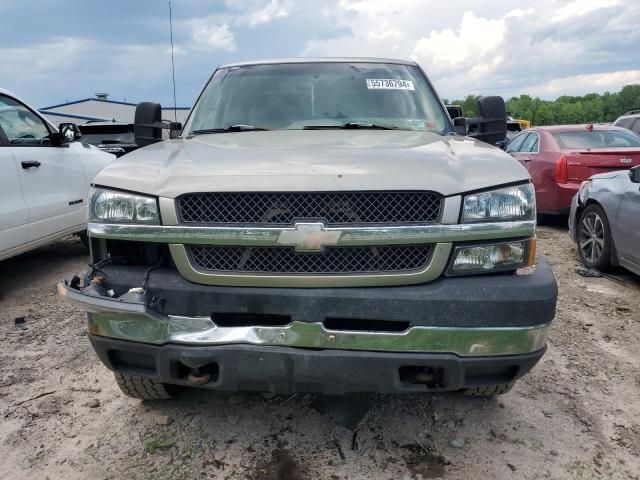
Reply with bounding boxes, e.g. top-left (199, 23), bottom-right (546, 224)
top-left (1, 0), bottom-right (639, 109)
